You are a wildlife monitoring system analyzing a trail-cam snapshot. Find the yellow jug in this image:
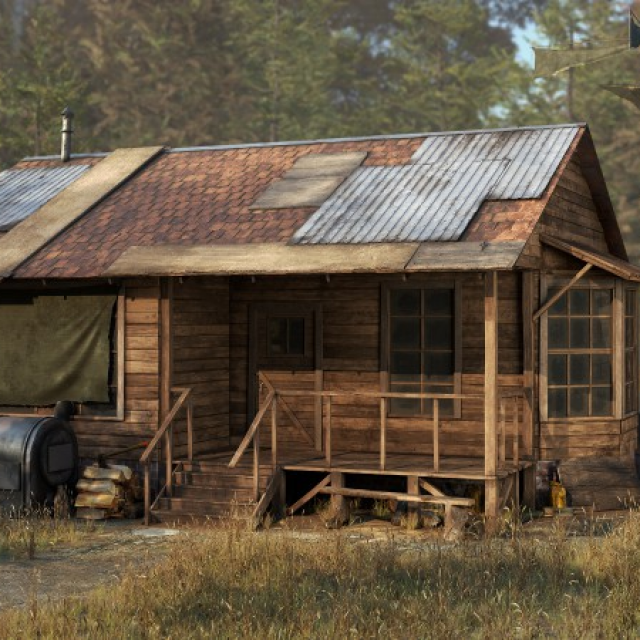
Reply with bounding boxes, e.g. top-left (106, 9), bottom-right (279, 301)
top-left (550, 480), bottom-right (567, 510)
